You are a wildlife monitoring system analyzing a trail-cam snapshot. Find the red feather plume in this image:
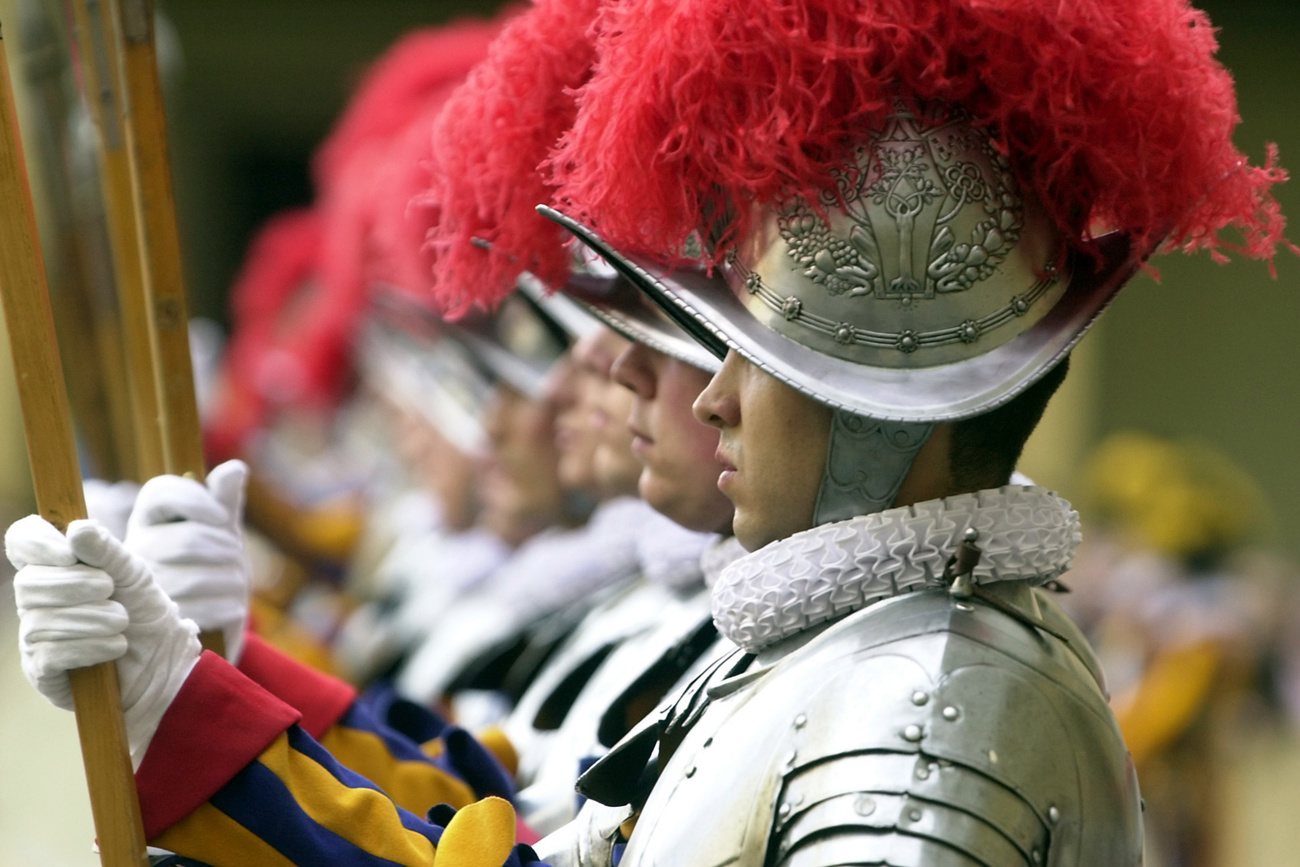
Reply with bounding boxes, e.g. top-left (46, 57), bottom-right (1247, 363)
top-left (551, 0), bottom-right (1290, 269)
top-left (421, 0), bottom-right (603, 317)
